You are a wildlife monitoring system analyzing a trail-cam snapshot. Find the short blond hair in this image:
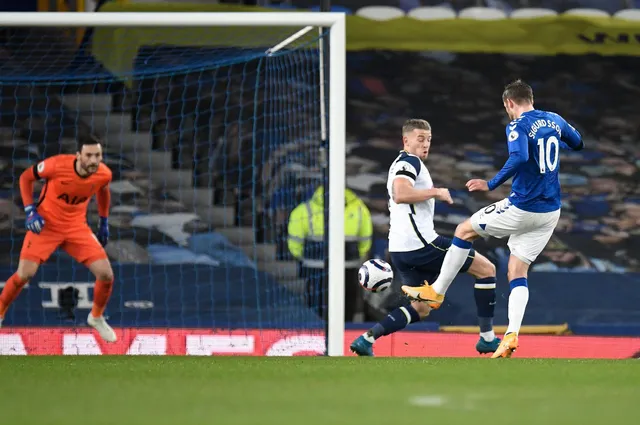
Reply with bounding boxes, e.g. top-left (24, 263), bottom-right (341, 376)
top-left (402, 119), bottom-right (431, 135)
